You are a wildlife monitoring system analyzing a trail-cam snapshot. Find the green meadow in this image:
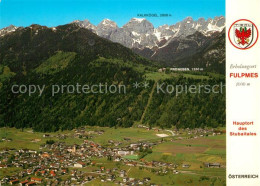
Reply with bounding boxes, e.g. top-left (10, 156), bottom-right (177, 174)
top-left (0, 127), bottom-right (226, 185)
top-left (0, 128), bottom-right (84, 150)
top-left (0, 127), bottom-right (163, 150)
